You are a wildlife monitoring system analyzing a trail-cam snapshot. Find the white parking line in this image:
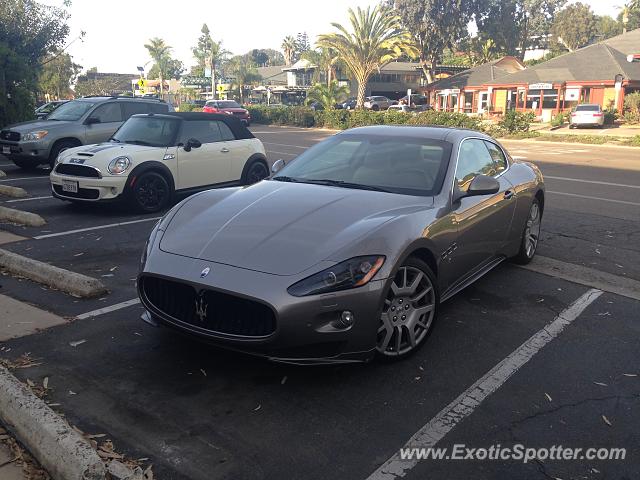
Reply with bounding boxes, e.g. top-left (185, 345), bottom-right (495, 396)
top-left (547, 190), bottom-right (640, 206)
top-left (5, 195), bottom-right (53, 203)
top-left (367, 288), bottom-right (603, 480)
top-left (262, 142), bottom-right (309, 149)
top-left (33, 217), bottom-right (161, 240)
top-left (266, 150), bottom-right (298, 157)
top-left (76, 298), bottom-right (141, 320)
top-left (545, 176), bottom-right (640, 189)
